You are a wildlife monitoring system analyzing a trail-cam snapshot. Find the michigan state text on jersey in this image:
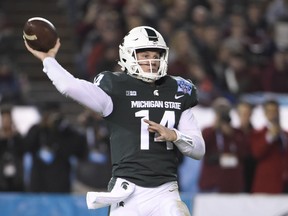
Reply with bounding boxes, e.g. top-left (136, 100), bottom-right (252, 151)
top-left (94, 71), bottom-right (198, 187)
